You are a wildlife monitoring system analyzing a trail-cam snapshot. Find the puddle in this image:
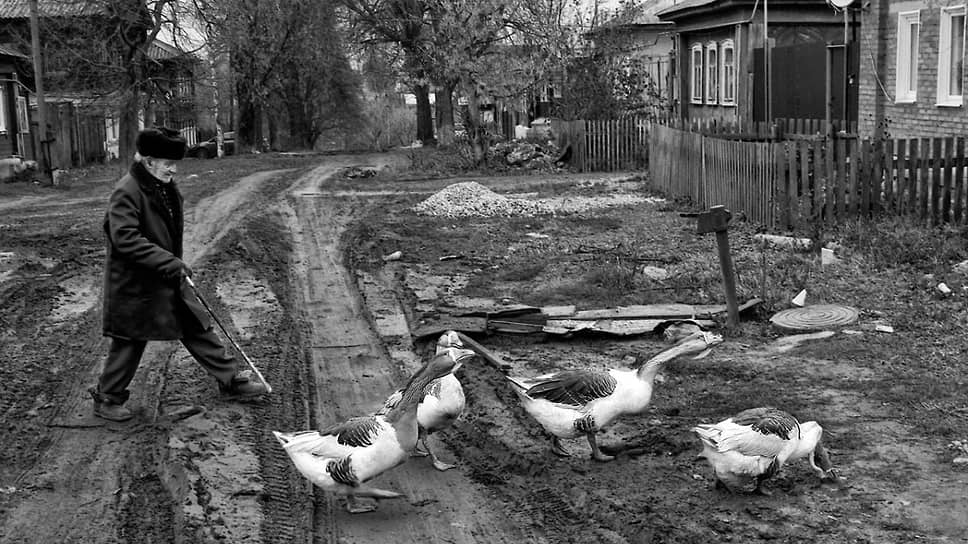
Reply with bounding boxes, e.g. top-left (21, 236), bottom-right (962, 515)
top-left (49, 275), bottom-right (98, 321)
